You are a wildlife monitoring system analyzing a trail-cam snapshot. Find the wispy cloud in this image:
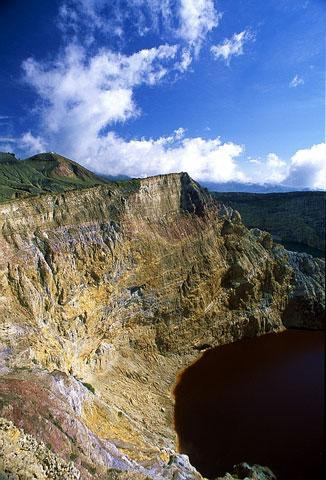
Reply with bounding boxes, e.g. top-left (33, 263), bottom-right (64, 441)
top-left (177, 0), bottom-right (221, 52)
top-left (248, 158), bottom-right (261, 165)
top-left (289, 74), bottom-right (304, 87)
top-left (177, 48), bottom-right (192, 71)
top-left (211, 29), bottom-right (254, 64)
top-left (59, 0), bottom-right (220, 54)
top-left (0, 115), bottom-right (11, 128)
top-left (0, 137), bottom-right (15, 143)
top-left (20, 132), bottom-right (46, 154)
